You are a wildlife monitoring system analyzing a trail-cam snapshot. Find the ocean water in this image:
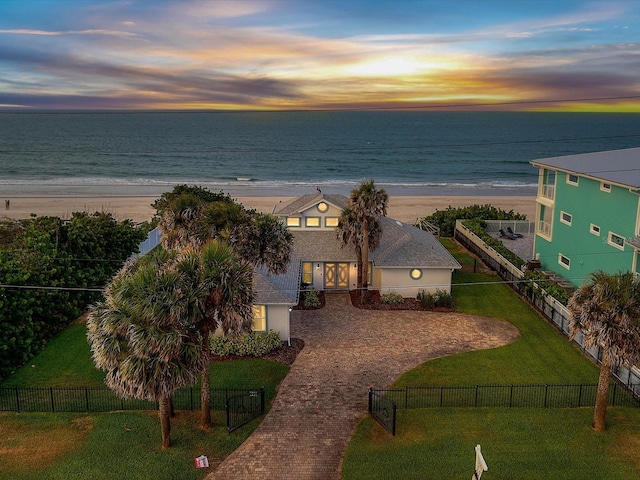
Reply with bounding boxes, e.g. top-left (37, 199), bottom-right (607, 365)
top-left (0, 111), bottom-right (638, 196)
